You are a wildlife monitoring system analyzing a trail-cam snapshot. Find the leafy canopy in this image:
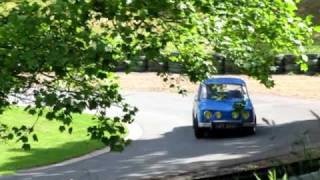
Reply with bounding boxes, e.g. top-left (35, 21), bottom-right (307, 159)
top-left (0, 0), bottom-right (313, 150)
